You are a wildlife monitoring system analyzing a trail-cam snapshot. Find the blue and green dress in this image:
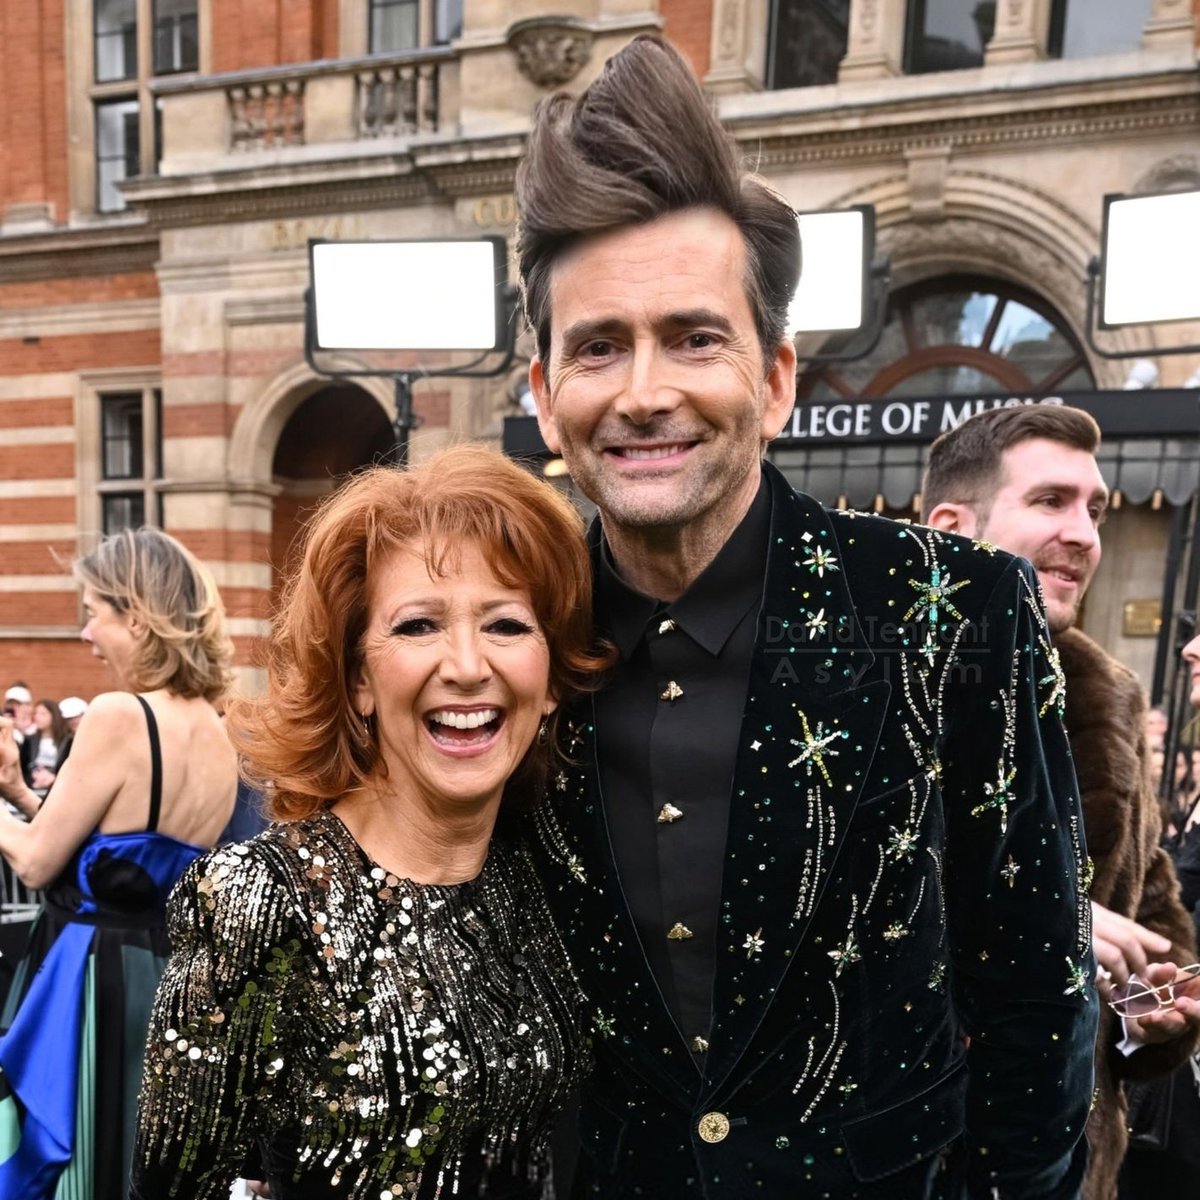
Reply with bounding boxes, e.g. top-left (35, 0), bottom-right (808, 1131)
top-left (0, 695), bottom-right (205, 1200)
